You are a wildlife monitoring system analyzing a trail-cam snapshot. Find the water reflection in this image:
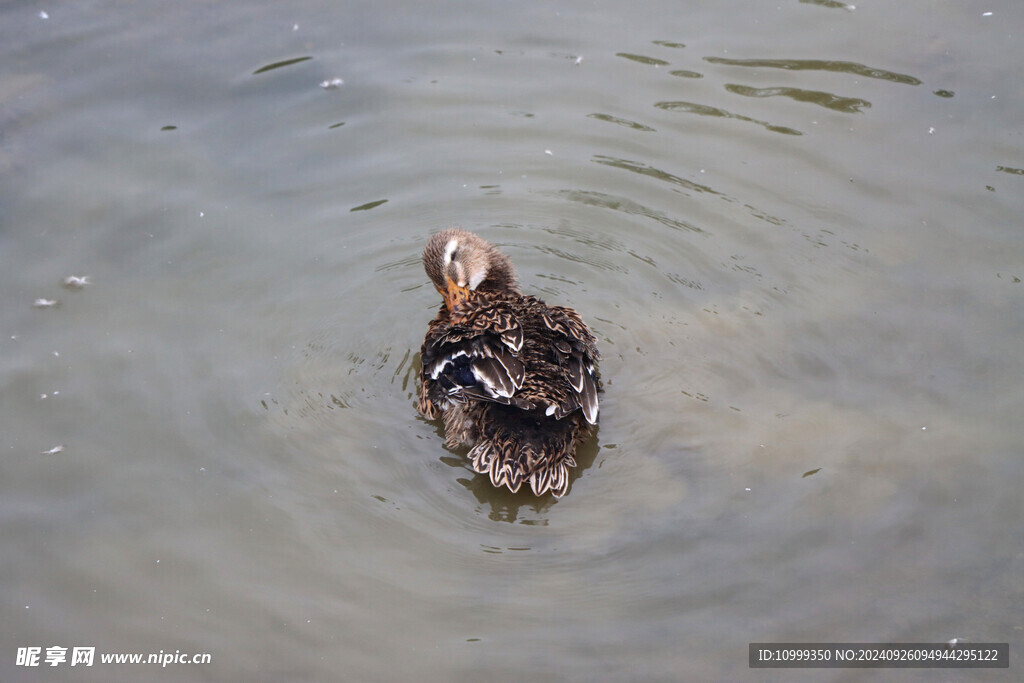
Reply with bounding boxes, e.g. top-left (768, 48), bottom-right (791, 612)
top-left (799, 0), bottom-right (856, 10)
top-left (651, 40), bottom-right (687, 49)
top-left (252, 55), bottom-right (313, 75)
top-left (724, 84), bottom-right (871, 113)
top-left (350, 199), bottom-right (388, 212)
top-left (591, 155), bottom-right (722, 196)
top-left (654, 100), bottom-right (803, 135)
top-left (586, 156), bottom-right (781, 227)
top-left (616, 52), bottom-right (670, 66)
top-left (554, 189), bottom-right (703, 233)
top-left (586, 113), bottom-right (656, 132)
top-left (704, 56), bottom-right (922, 85)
